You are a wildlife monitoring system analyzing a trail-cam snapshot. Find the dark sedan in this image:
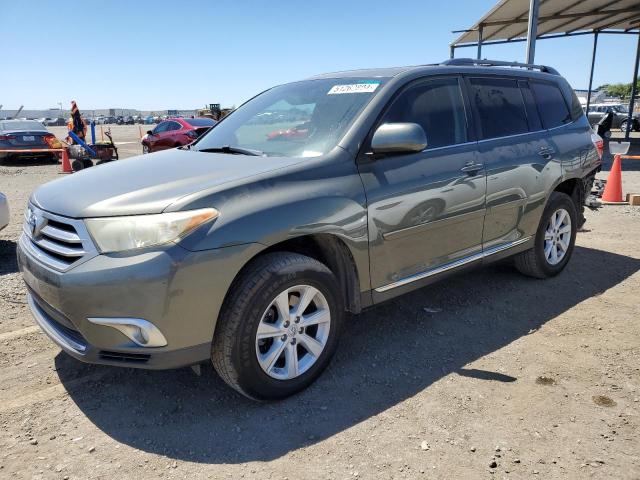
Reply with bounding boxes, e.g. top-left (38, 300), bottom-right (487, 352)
top-left (0, 120), bottom-right (62, 163)
top-left (141, 117), bottom-right (216, 153)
